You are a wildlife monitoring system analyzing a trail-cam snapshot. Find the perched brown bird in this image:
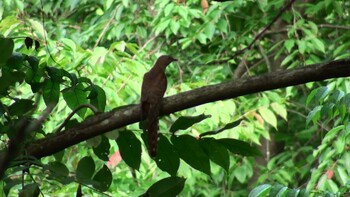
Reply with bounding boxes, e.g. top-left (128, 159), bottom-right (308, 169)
top-left (141, 55), bottom-right (177, 158)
